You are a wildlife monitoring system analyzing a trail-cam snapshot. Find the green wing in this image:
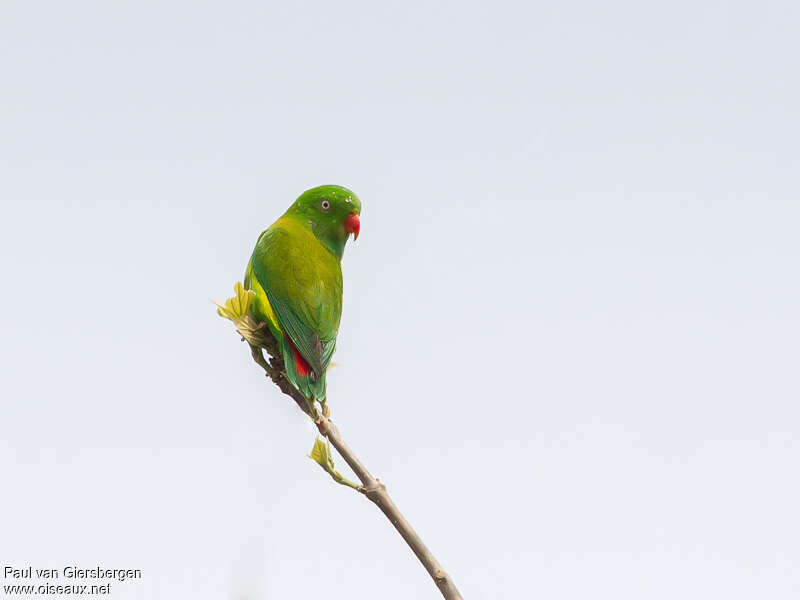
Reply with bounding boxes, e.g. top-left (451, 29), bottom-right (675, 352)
top-left (250, 225), bottom-right (342, 376)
